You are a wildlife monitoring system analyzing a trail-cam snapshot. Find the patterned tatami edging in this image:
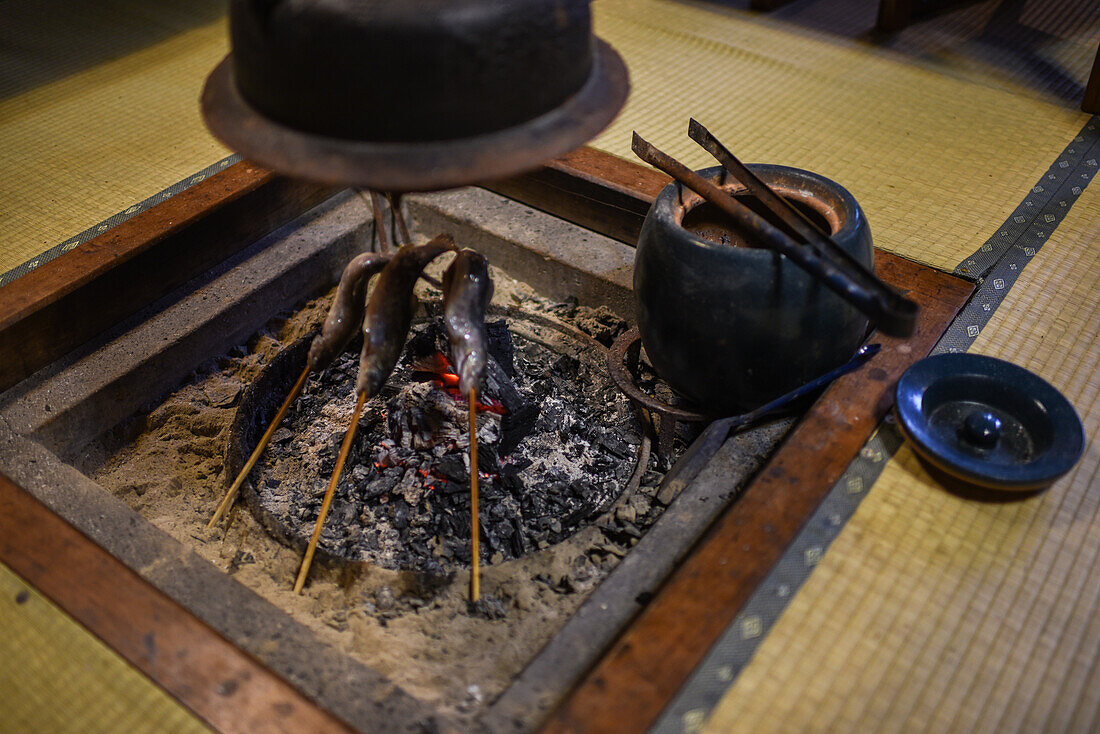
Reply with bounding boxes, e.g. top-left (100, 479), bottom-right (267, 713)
top-left (650, 115), bottom-right (1099, 734)
top-left (0, 154), bottom-right (241, 289)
